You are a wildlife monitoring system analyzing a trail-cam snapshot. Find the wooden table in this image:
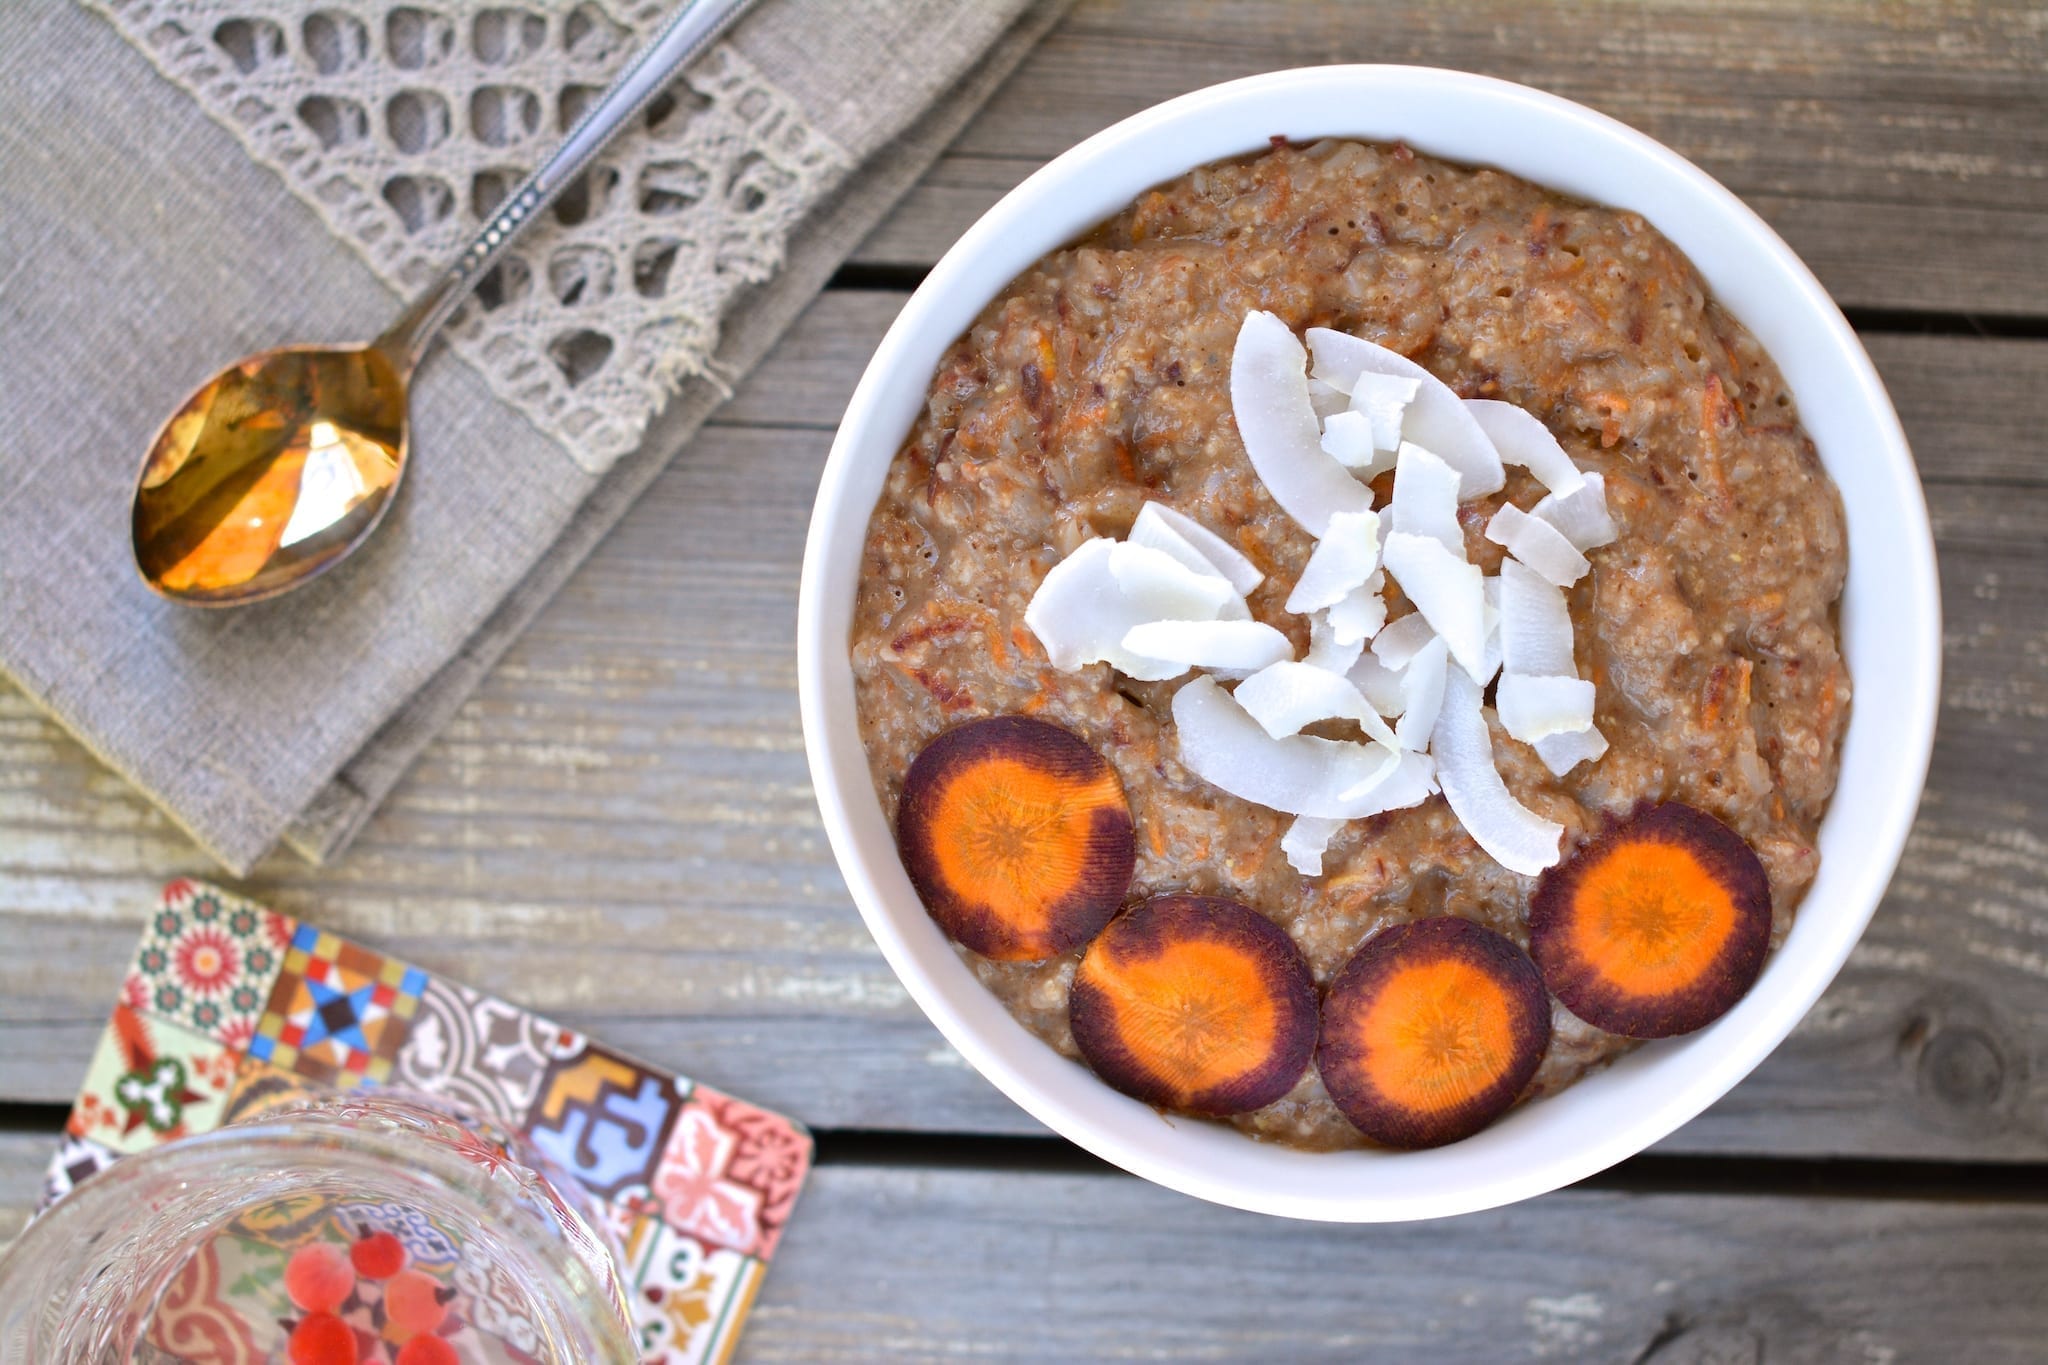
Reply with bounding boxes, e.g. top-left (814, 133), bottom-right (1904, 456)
top-left (5, 2), bottom-right (2046, 1358)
